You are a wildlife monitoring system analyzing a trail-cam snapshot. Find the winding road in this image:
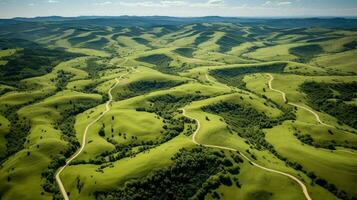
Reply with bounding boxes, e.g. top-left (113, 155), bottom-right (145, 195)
top-left (55, 71), bottom-right (131, 200)
top-left (267, 74), bottom-right (357, 152)
top-left (180, 108), bottom-right (312, 200)
top-left (205, 73), bottom-right (213, 83)
top-left (54, 70), bottom-right (344, 200)
top-left (267, 74), bottom-right (333, 128)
